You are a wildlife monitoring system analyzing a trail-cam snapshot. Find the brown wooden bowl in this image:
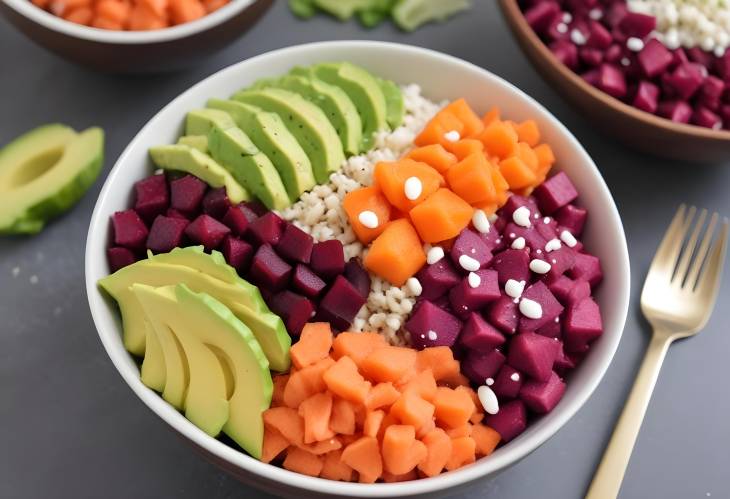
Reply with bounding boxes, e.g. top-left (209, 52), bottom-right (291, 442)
top-left (498, 0), bottom-right (730, 163)
top-left (0, 0), bottom-right (272, 73)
